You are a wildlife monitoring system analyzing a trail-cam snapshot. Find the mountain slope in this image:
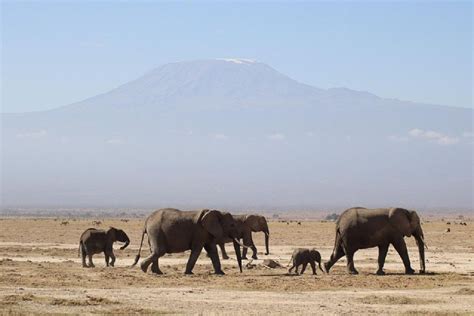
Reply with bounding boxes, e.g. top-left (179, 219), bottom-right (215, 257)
top-left (2, 59), bottom-right (472, 210)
